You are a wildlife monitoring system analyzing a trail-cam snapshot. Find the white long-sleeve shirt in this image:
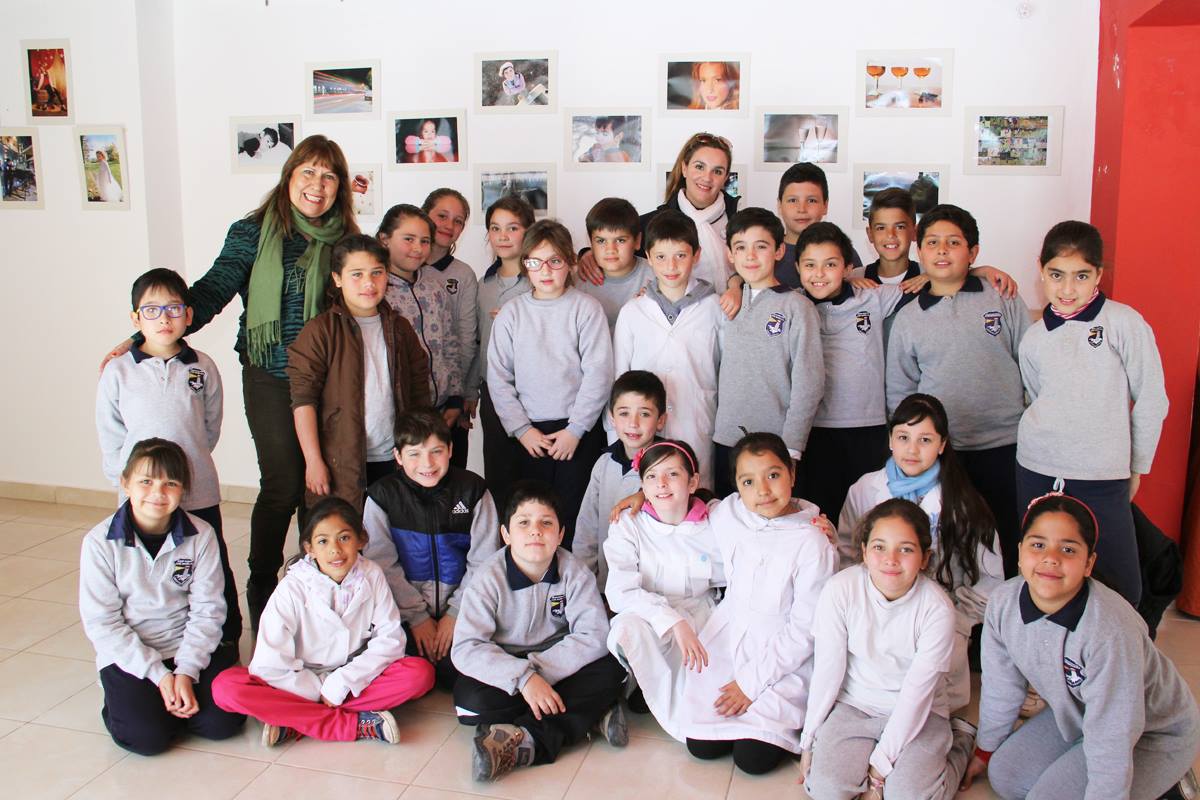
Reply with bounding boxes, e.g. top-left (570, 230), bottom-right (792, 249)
top-left (801, 565), bottom-right (956, 777)
top-left (79, 505), bottom-right (226, 684)
top-left (250, 555), bottom-right (407, 705)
